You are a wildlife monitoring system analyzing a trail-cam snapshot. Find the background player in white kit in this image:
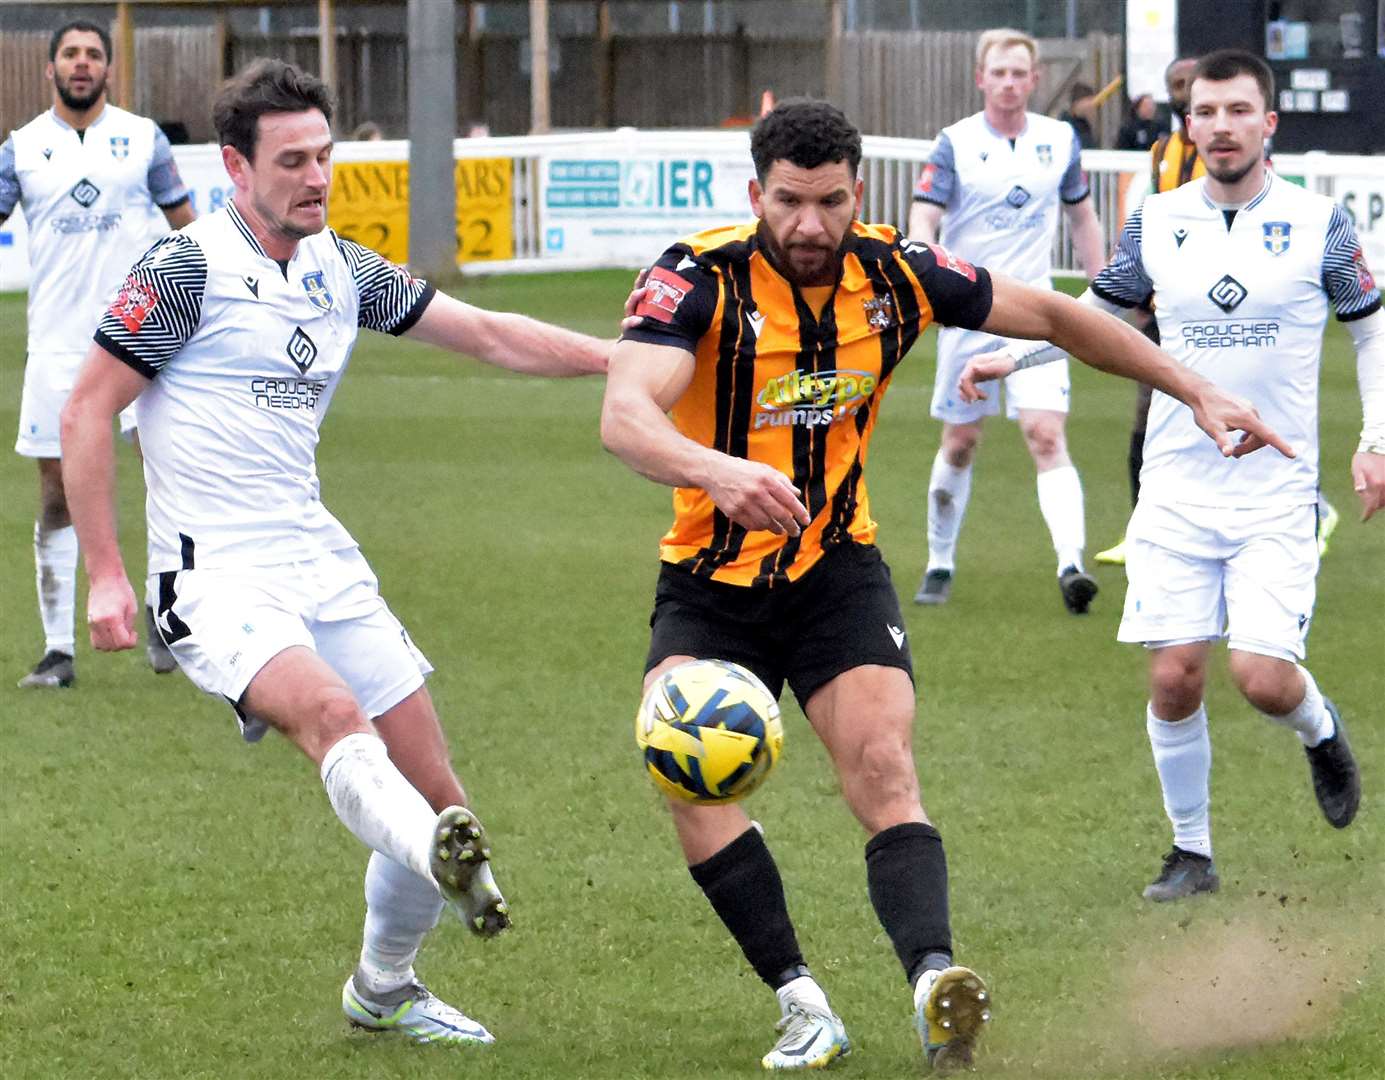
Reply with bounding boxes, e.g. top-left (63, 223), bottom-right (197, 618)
top-left (1, 20), bottom-right (196, 689)
top-left (60, 60), bottom-right (609, 1043)
top-left (908, 28), bottom-right (1108, 614)
top-left (958, 51), bottom-right (1382, 900)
